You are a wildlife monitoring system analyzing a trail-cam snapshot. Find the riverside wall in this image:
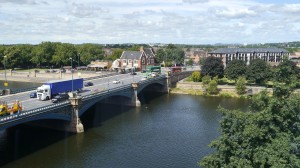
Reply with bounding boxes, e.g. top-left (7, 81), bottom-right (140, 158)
top-left (175, 81), bottom-right (273, 95)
